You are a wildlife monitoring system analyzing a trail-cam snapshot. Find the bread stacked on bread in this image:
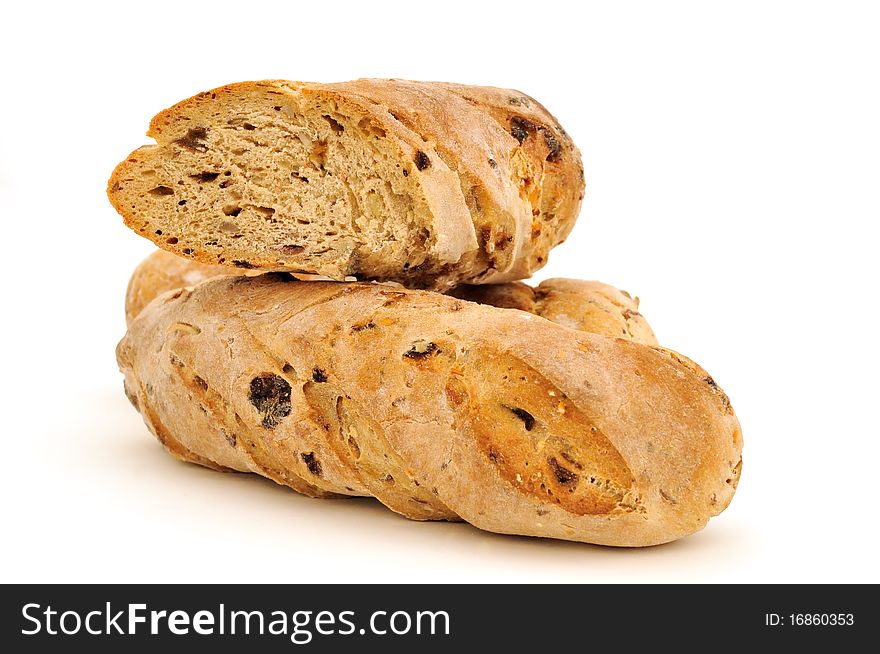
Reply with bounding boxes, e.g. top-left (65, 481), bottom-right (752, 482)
top-left (110, 80), bottom-right (741, 547)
